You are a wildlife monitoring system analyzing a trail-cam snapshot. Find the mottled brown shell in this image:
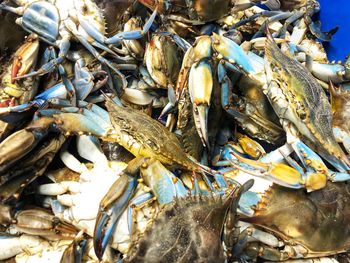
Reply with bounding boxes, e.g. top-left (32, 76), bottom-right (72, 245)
top-left (105, 100), bottom-right (207, 173)
top-left (125, 189), bottom-right (243, 263)
top-left (237, 76), bottom-right (285, 144)
top-left (242, 182), bottom-right (350, 255)
top-left (279, 0), bottom-right (308, 10)
top-left (329, 82), bottom-right (350, 134)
